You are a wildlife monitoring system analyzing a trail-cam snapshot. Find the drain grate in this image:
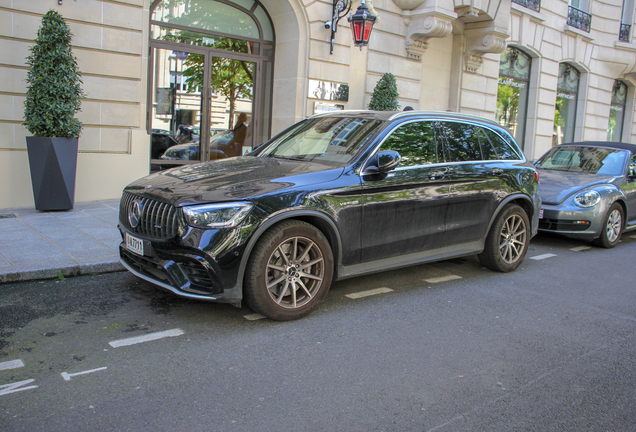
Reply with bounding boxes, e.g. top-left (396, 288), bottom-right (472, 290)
top-left (0, 214), bottom-right (17, 219)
